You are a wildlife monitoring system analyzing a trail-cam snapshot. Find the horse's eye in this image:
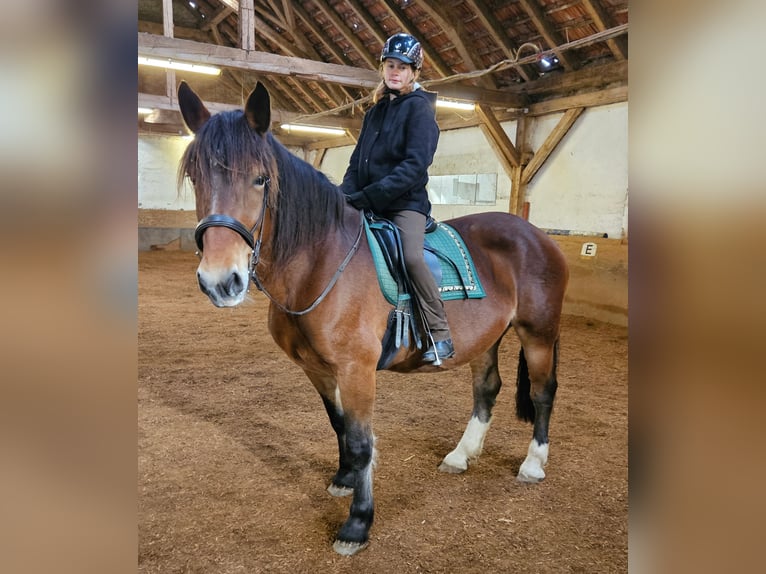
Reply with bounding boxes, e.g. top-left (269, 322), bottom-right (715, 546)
top-left (253, 175), bottom-right (269, 187)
